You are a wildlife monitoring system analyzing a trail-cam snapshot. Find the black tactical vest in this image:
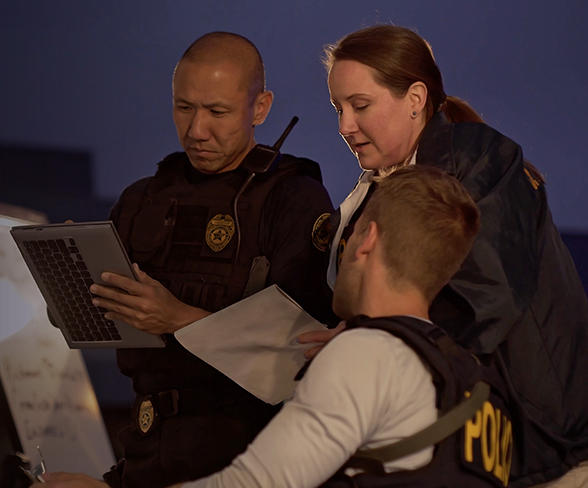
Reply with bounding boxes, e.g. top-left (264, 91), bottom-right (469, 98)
top-left (117, 152), bottom-right (322, 313)
top-left (113, 151), bottom-right (322, 392)
top-left (319, 315), bottom-right (515, 488)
